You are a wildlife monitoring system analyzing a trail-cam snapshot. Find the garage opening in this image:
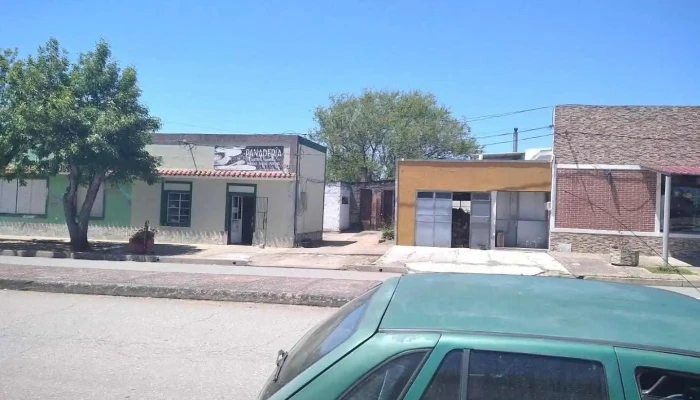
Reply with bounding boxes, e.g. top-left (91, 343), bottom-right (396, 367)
top-left (451, 192), bottom-right (470, 247)
top-left (414, 191), bottom-right (493, 249)
top-left (494, 191), bottom-right (549, 249)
